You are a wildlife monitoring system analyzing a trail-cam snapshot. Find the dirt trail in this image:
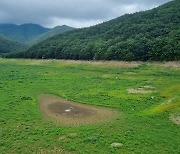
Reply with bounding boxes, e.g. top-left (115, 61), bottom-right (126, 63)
top-left (39, 94), bottom-right (119, 126)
